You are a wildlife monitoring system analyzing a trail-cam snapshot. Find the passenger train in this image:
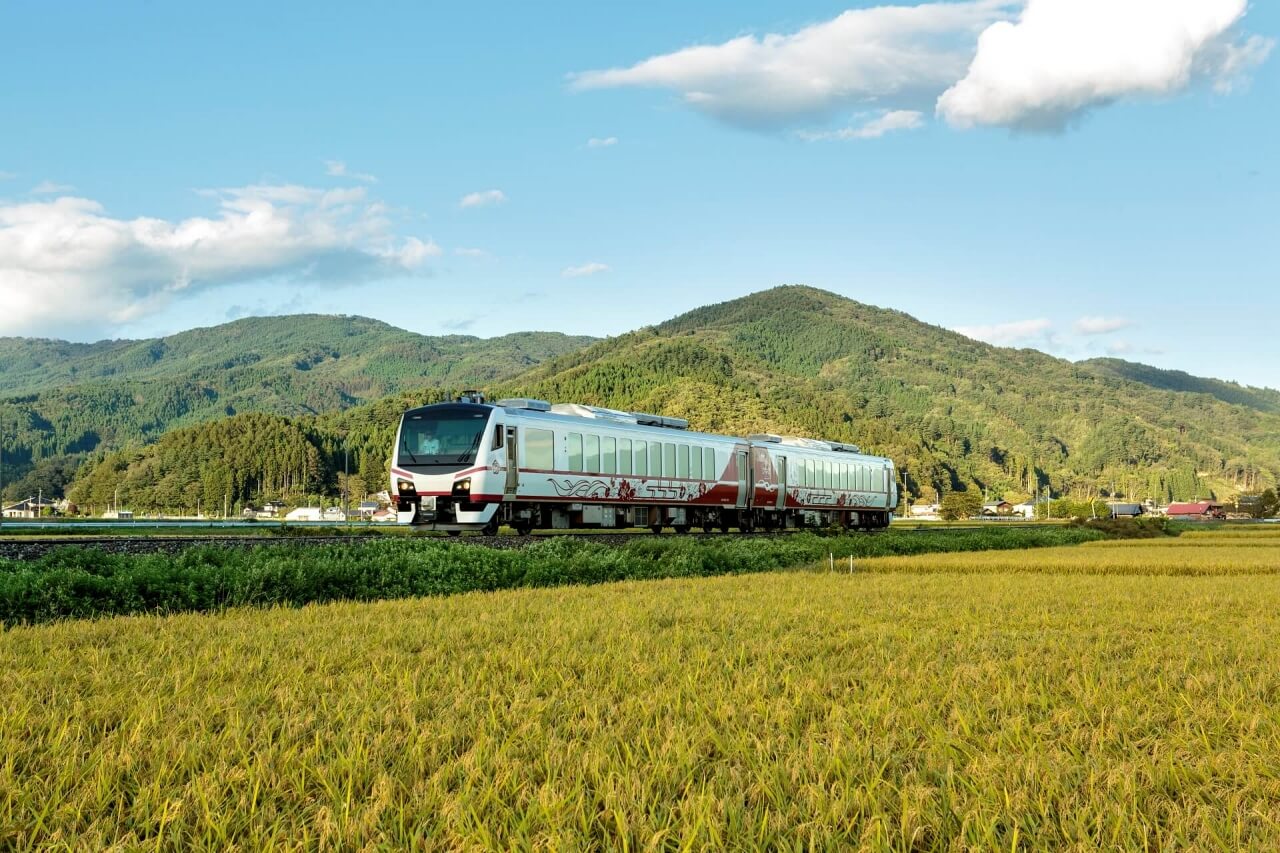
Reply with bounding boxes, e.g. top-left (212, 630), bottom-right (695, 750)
top-left (391, 392), bottom-right (898, 534)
